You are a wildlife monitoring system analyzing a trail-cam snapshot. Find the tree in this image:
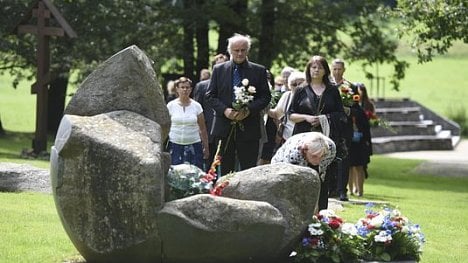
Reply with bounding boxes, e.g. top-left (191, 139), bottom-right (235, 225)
top-left (393, 0), bottom-right (467, 63)
top-left (0, 0), bottom-right (180, 136)
top-left (2, 0), bottom-right (464, 141)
